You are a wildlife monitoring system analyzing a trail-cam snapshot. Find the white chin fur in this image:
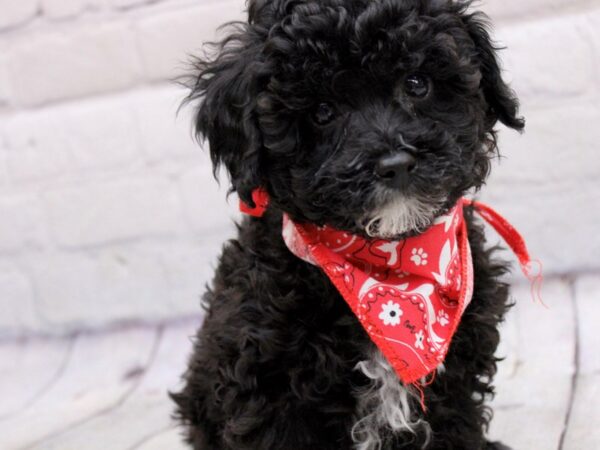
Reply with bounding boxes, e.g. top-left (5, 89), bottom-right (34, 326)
top-left (352, 349), bottom-right (431, 450)
top-left (363, 195), bottom-right (442, 238)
